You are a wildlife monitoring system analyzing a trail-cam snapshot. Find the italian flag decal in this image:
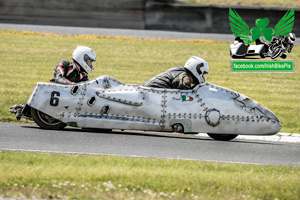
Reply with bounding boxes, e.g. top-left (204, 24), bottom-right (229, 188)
top-left (182, 95), bottom-right (194, 101)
